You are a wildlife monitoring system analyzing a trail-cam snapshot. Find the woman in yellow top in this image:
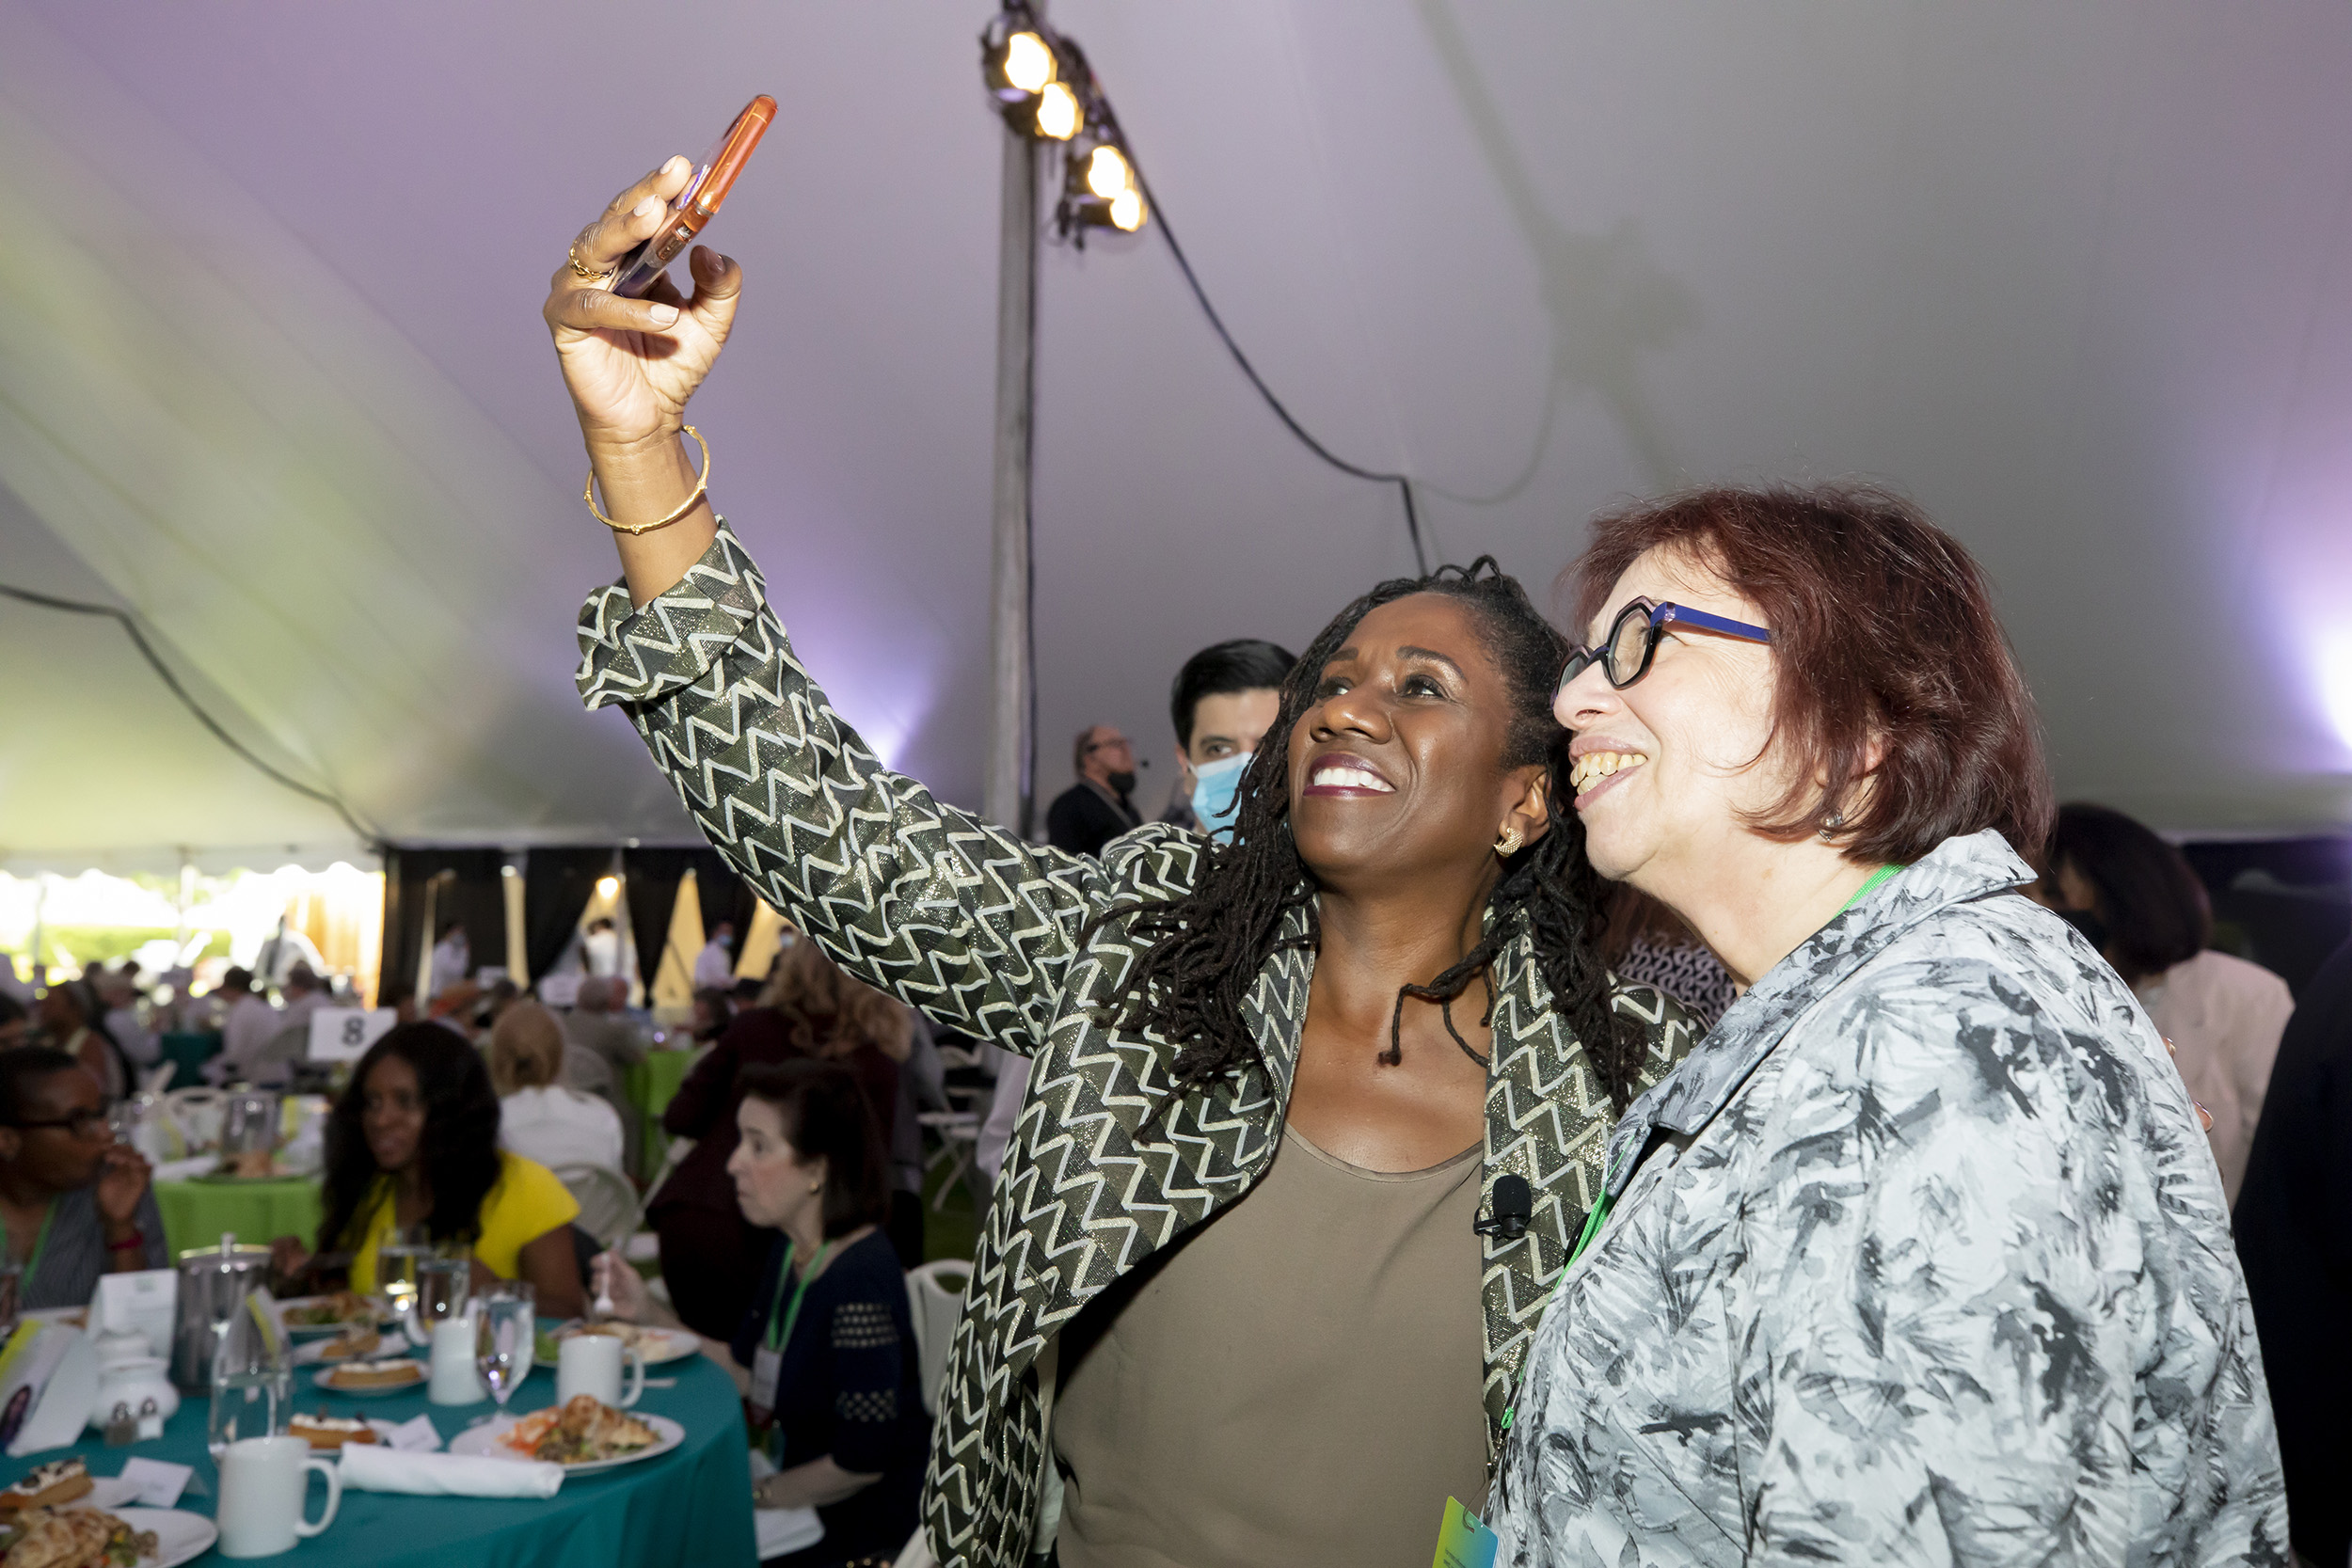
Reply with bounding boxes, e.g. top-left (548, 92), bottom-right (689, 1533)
top-left (272, 1023), bottom-right (586, 1317)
